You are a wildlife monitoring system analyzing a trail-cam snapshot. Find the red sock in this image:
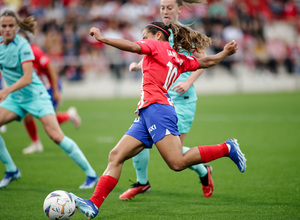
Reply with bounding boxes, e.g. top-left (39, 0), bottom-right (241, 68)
top-left (90, 175), bottom-right (118, 208)
top-left (56, 113), bottom-right (71, 124)
top-left (24, 120), bottom-right (39, 142)
top-left (198, 142), bottom-right (229, 163)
